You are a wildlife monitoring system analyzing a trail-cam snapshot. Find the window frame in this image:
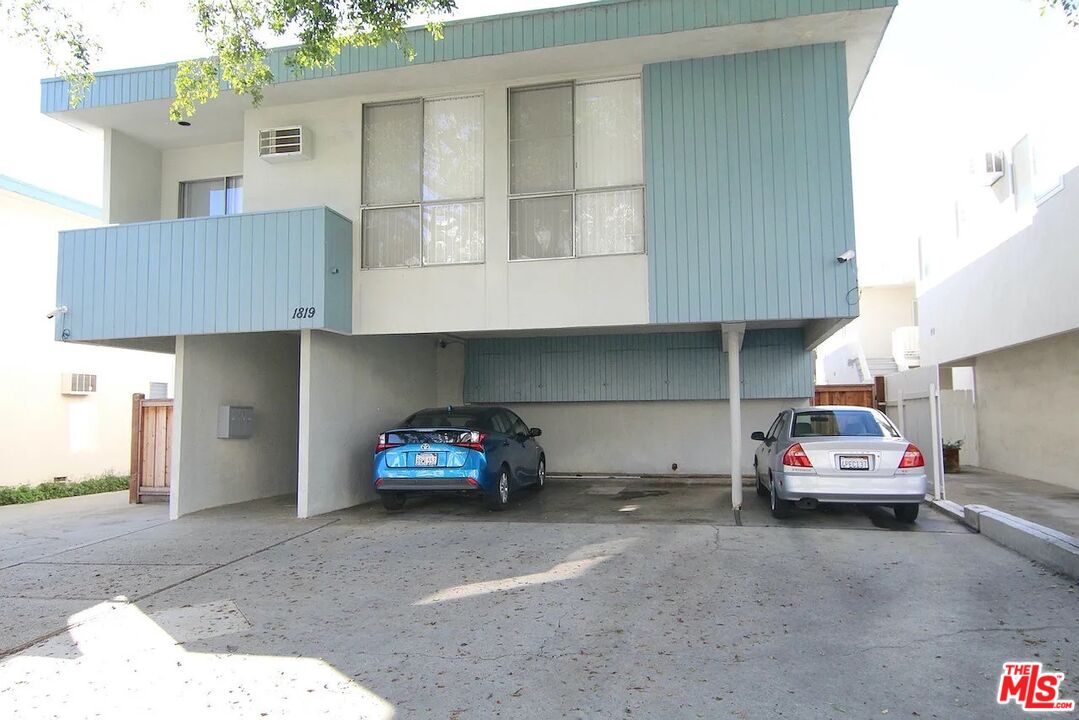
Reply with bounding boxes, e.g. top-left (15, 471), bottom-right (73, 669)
top-left (177, 175), bottom-right (243, 219)
top-left (360, 93), bottom-right (487, 270)
top-left (506, 76), bottom-right (646, 263)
